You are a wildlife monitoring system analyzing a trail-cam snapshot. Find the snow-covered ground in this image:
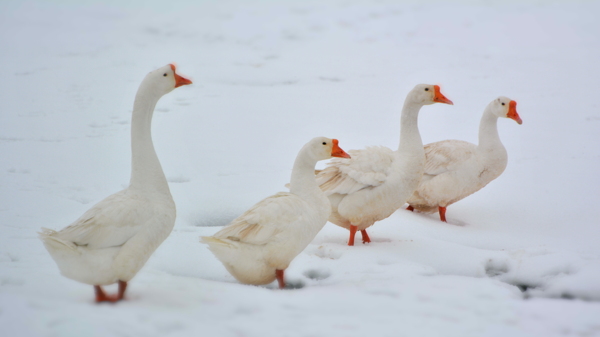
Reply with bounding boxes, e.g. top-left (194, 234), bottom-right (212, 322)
top-left (1, 0), bottom-right (600, 336)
